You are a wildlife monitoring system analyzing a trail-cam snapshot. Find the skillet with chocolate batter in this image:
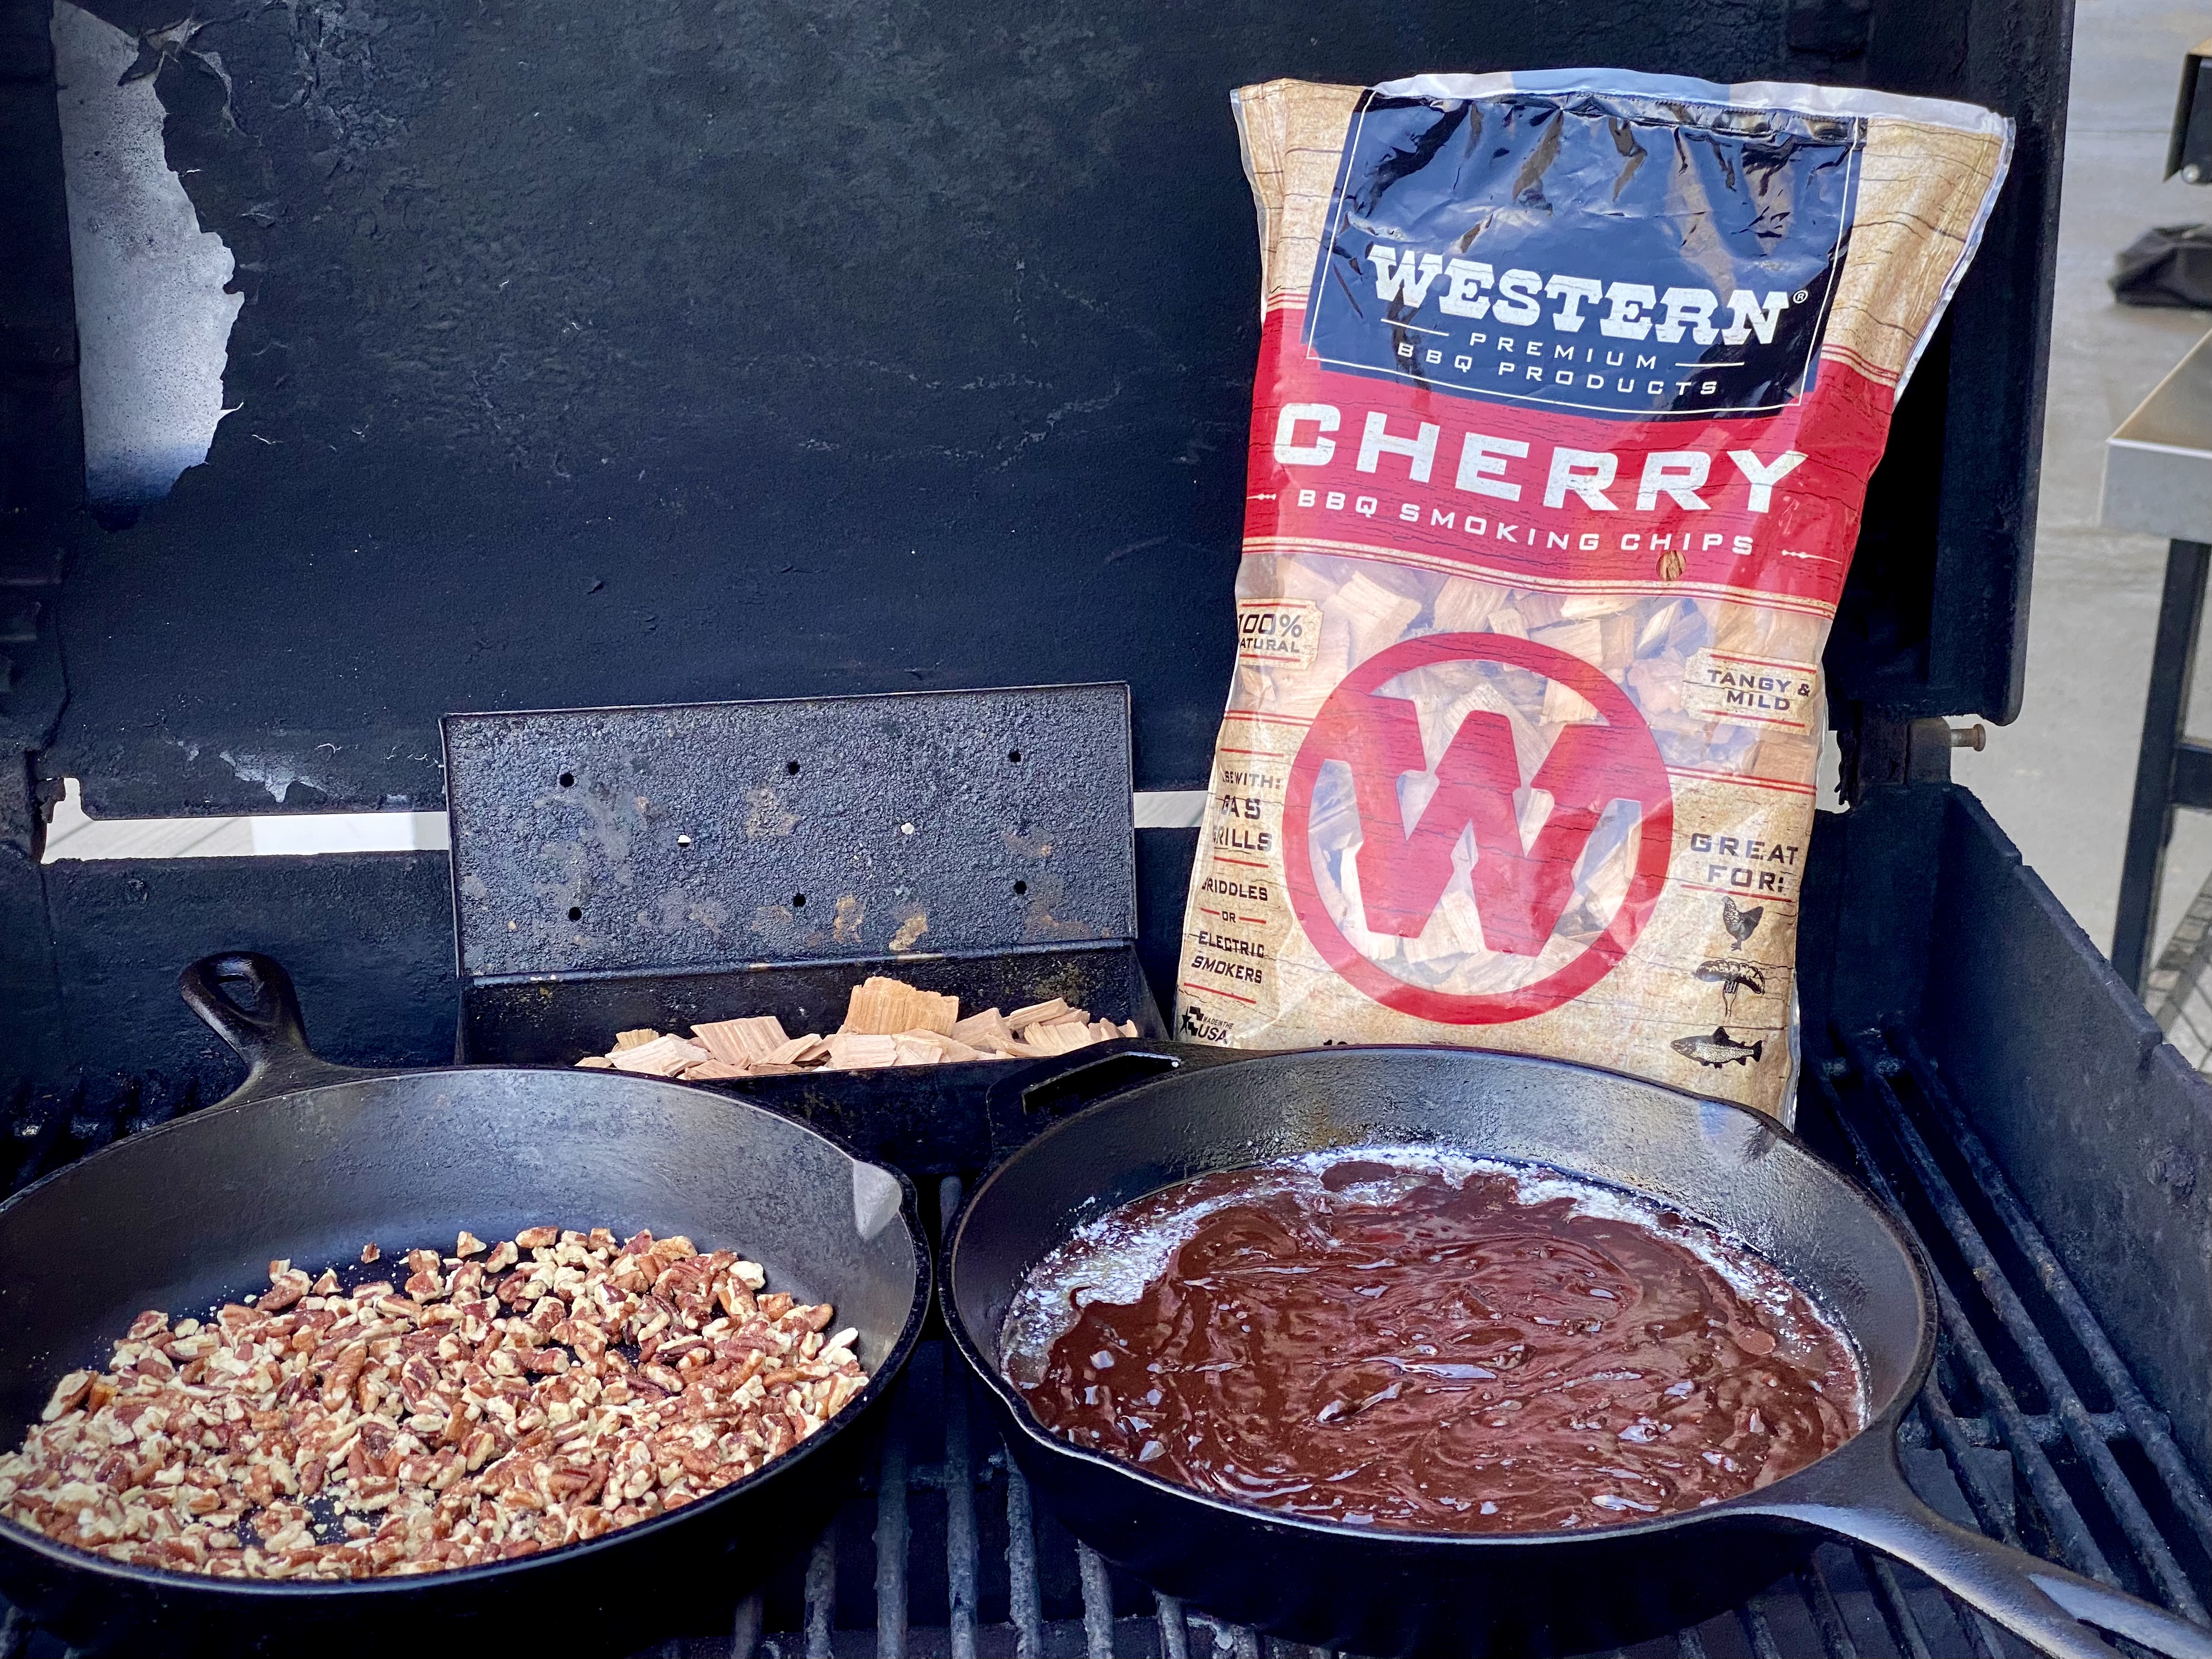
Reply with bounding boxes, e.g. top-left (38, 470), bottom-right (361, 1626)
top-left (1002, 1153), bottom-right (1862, 1534)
